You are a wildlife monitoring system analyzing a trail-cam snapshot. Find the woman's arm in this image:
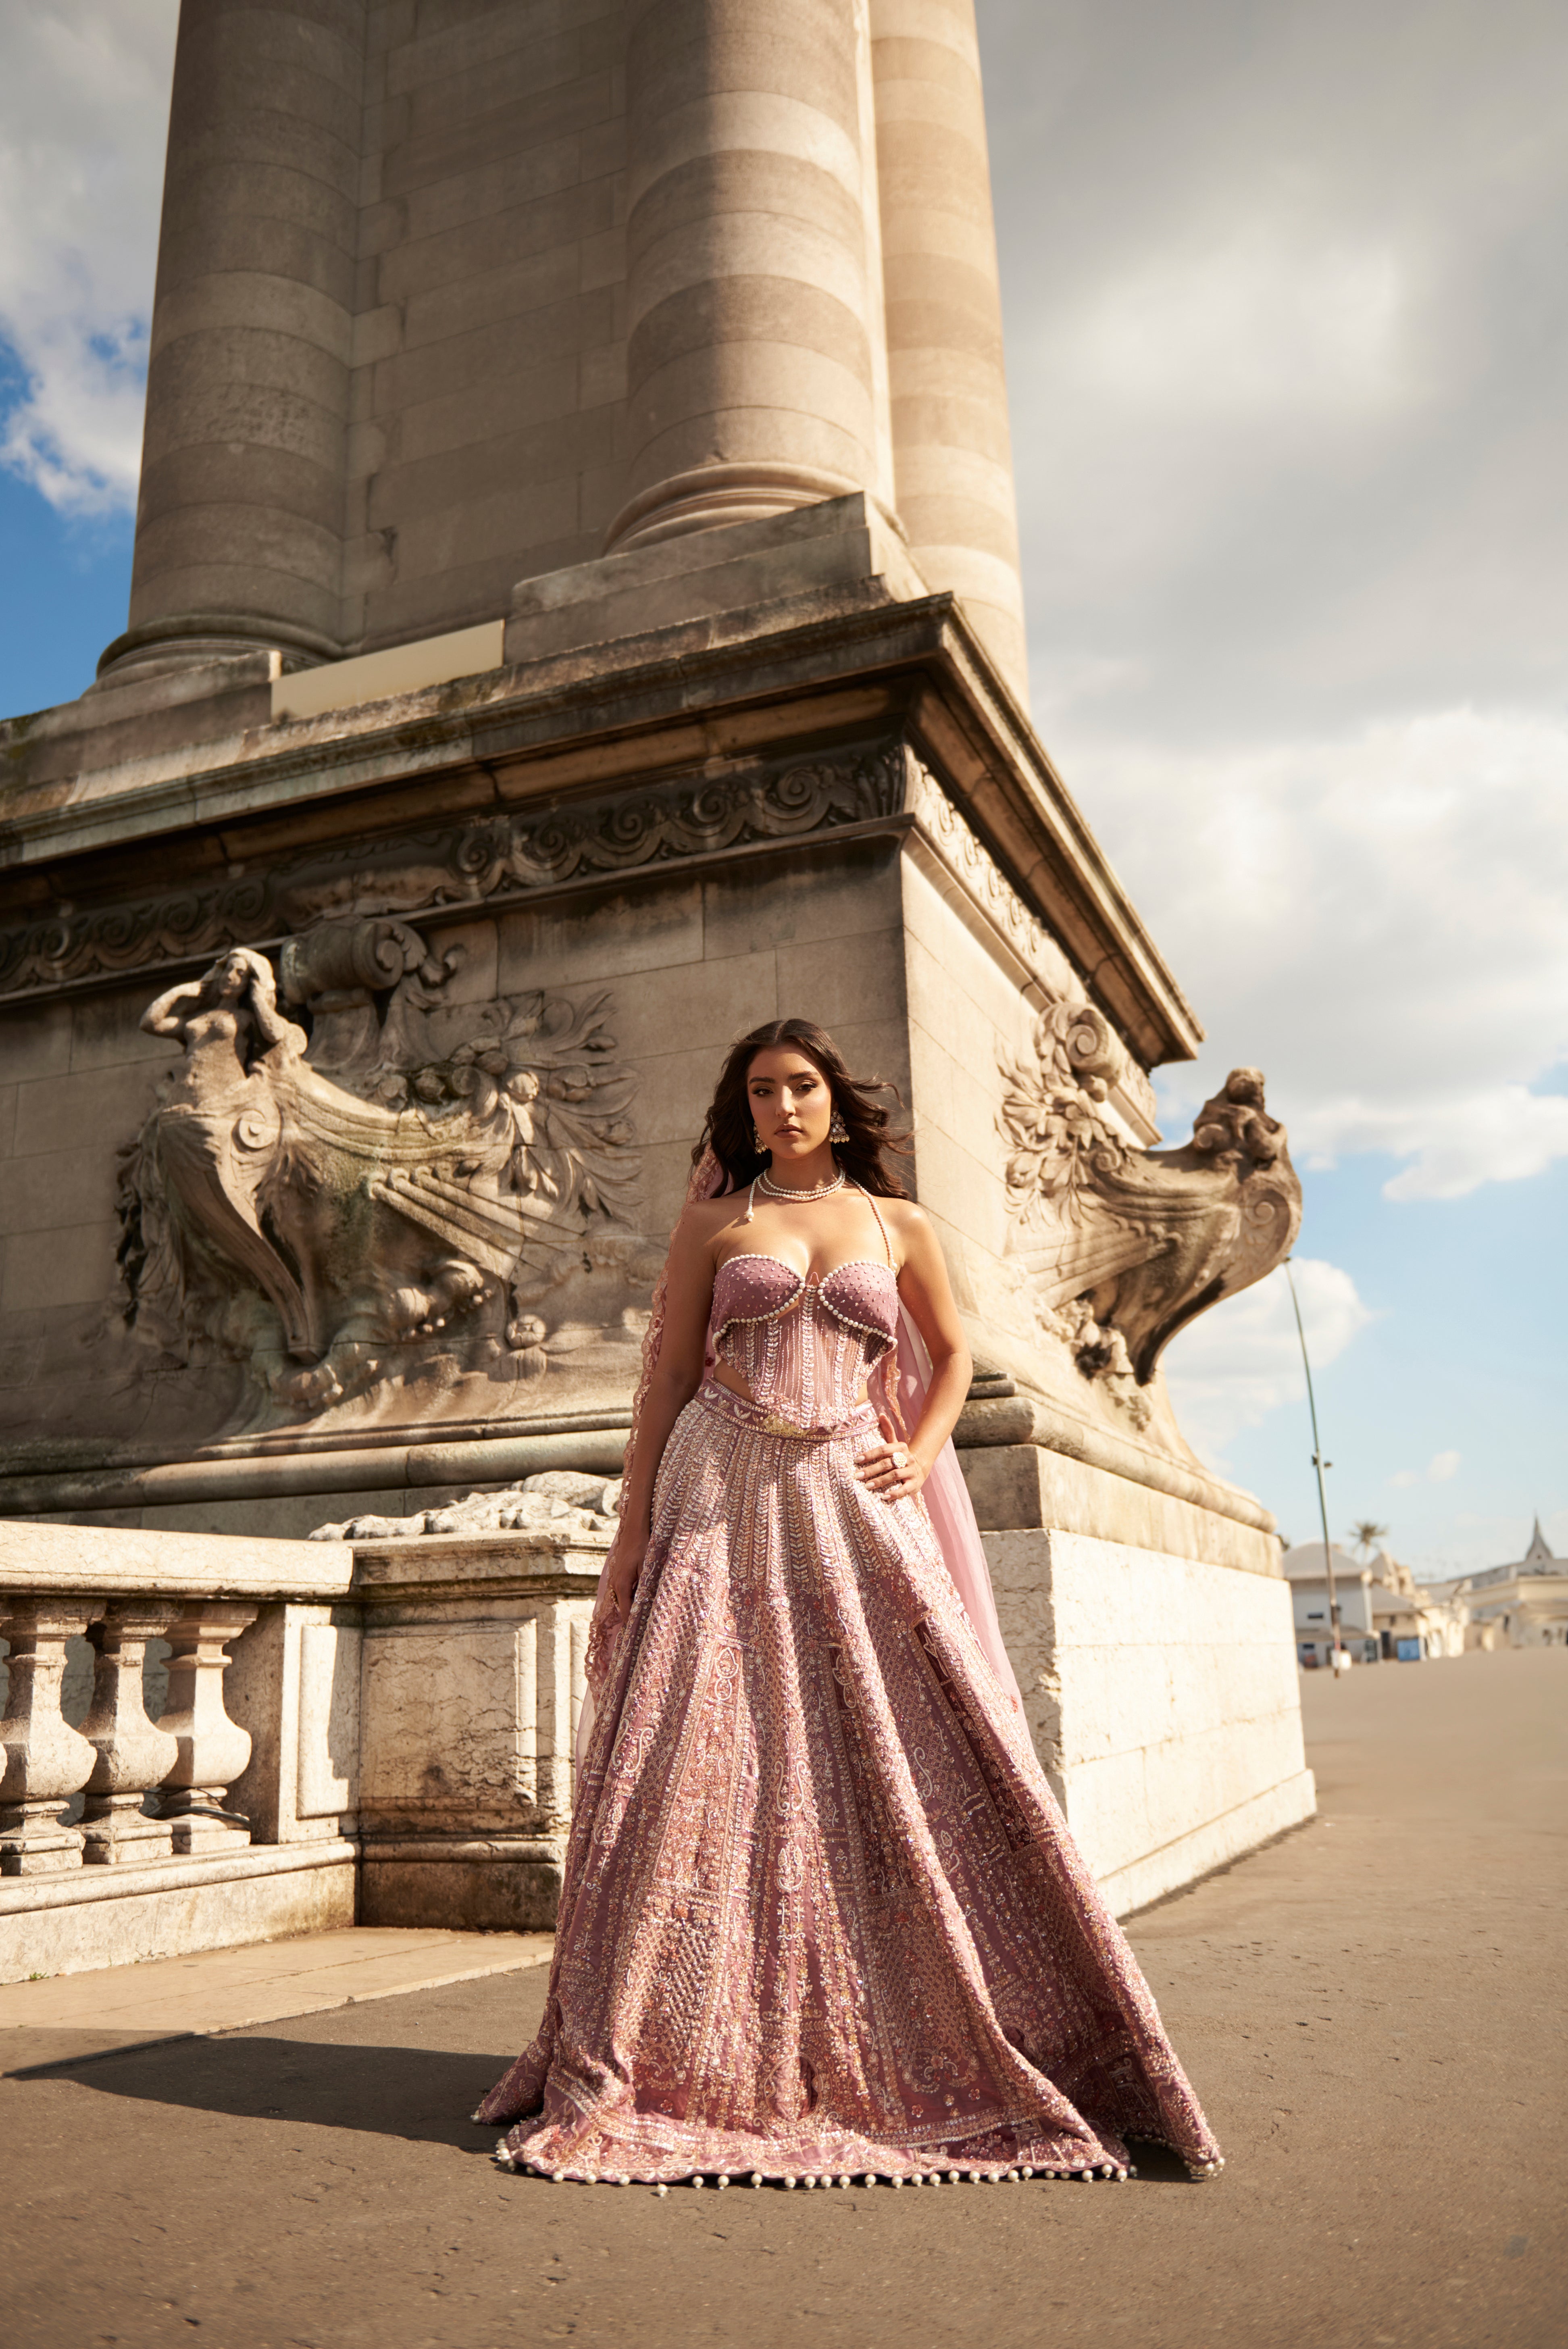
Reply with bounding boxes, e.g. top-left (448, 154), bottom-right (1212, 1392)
top-left (604, 1206), bottom-right (720, 1619)
top-left (243, 955), bottom-right (308, 1058)
top-left (856, 1204), bottom-right (973, 1504)
top-left (140, 981), bottom-right (203, 1040)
